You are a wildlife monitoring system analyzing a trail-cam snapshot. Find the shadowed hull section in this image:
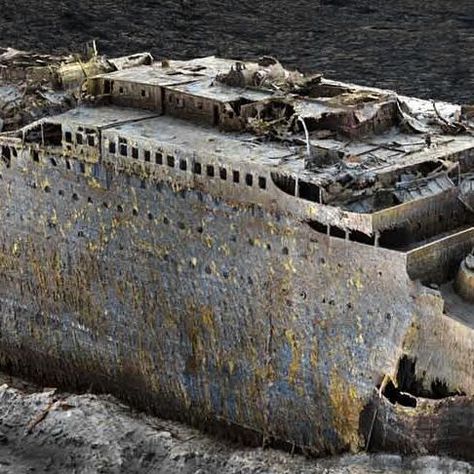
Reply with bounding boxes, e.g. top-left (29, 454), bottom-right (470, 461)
top-left (360, 395), bottom-right (474, 460)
